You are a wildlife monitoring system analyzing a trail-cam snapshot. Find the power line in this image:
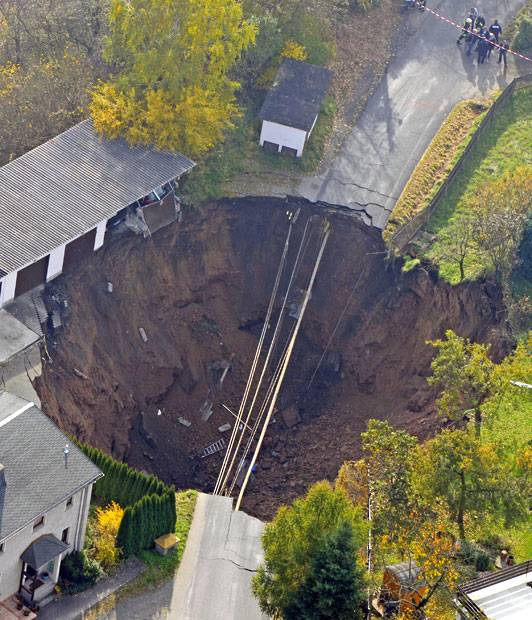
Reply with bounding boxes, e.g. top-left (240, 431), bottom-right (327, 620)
top-left (235, 220), bottom-right (331, 512)
top-left (217, 215), bottom-right (313, 496)
top-left (213, 212), bottom-right (294, 495)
